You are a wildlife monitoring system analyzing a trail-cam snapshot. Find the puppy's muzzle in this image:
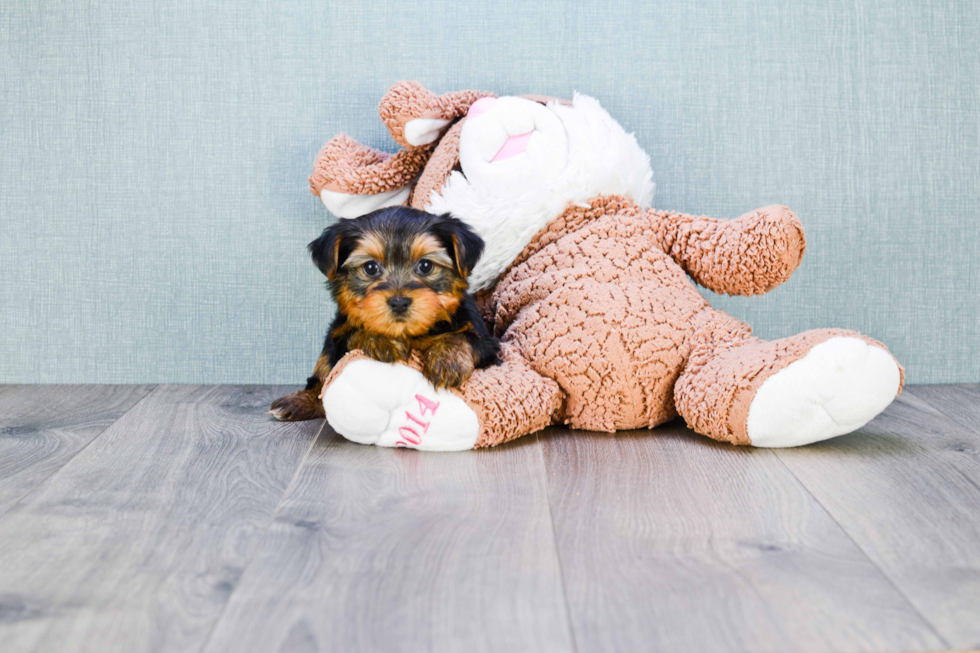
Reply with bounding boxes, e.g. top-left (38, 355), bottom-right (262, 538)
top-left (387, 295), bottom-right (412, 316)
